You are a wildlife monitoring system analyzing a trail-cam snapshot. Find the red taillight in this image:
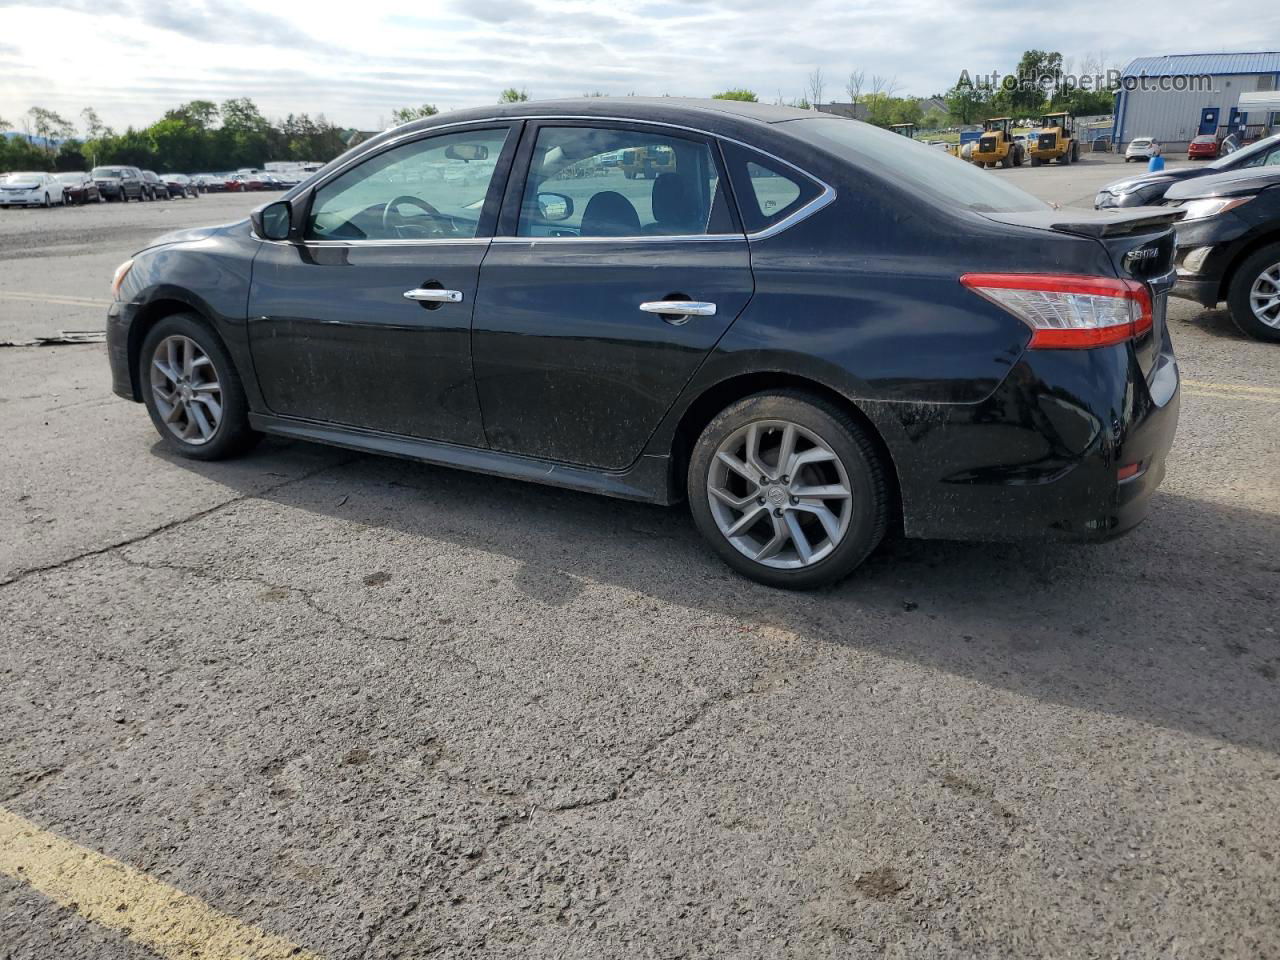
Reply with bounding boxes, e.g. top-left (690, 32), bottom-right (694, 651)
top-left (960, 273), bottom-right (1152, 349)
